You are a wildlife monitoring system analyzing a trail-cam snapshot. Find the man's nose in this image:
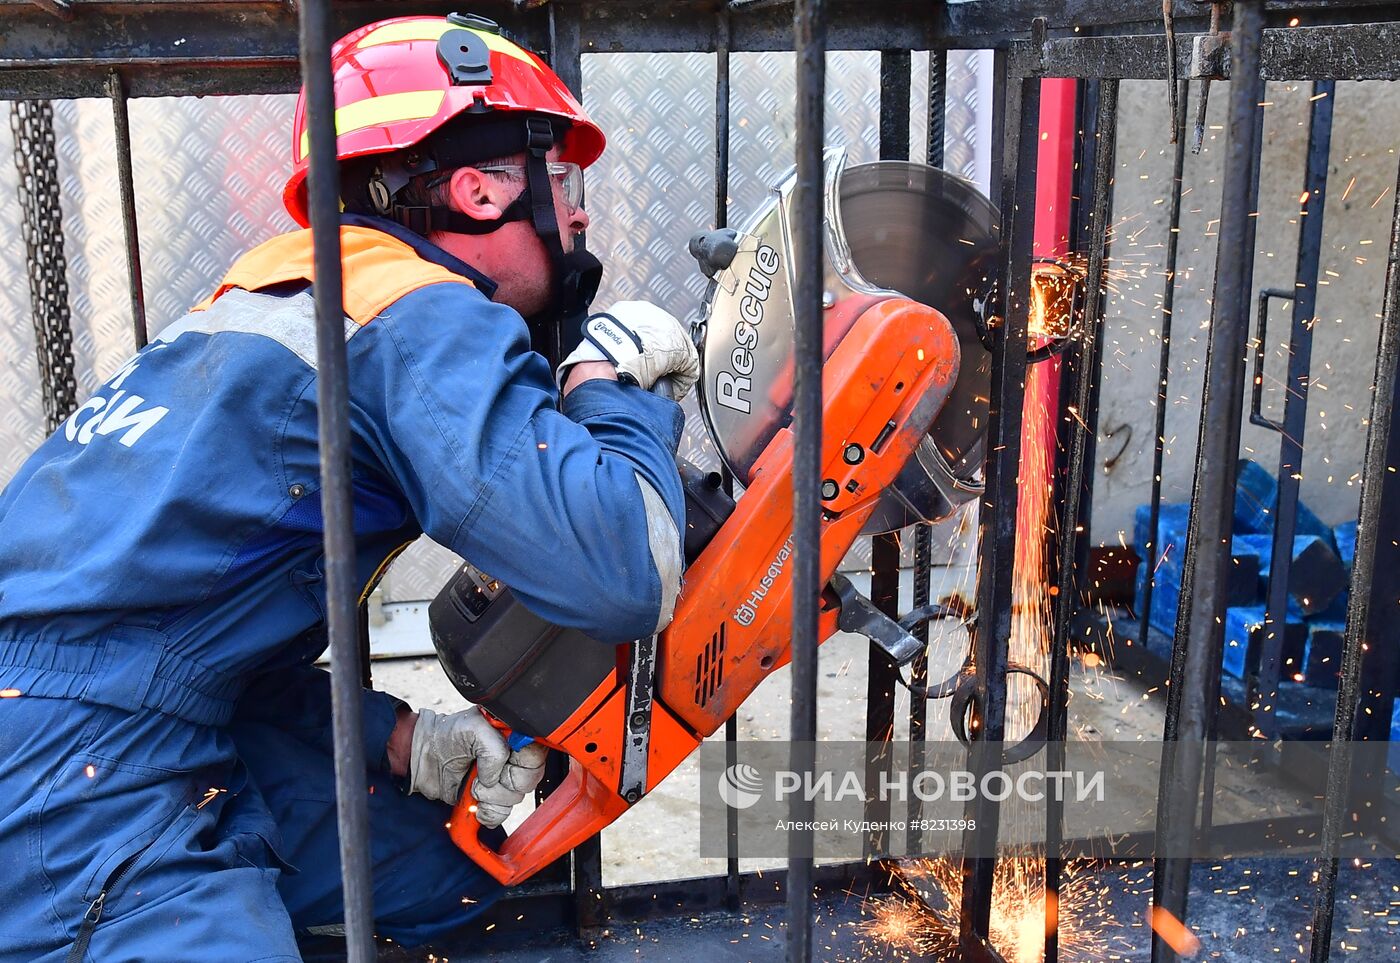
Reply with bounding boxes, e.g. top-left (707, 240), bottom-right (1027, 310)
top-left (569, 205), bottom-right (590, 234)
